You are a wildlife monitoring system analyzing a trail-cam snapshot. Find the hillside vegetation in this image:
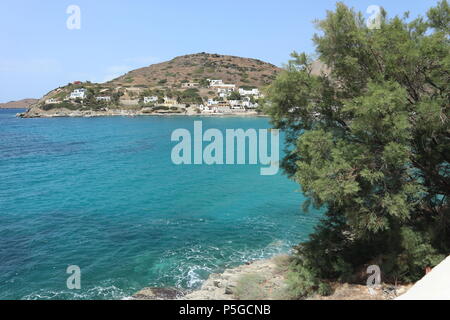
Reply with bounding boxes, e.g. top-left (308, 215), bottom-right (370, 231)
top-left (25, 53), bottom-right (283, 115)
top-left (109, 52), bottom-right (280, 88)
